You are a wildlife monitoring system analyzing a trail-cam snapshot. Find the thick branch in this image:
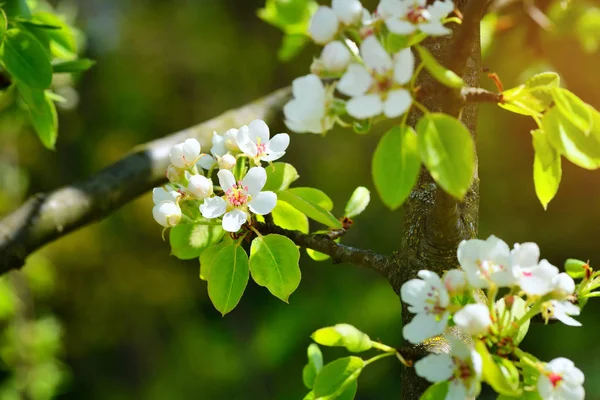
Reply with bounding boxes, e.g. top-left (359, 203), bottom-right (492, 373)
top-left (255, 222), bottom-right (396, 280)
top-left (0, 87), bottom-right (292, 274)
